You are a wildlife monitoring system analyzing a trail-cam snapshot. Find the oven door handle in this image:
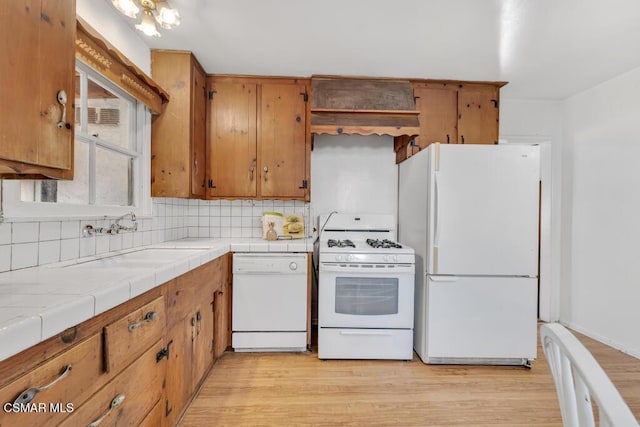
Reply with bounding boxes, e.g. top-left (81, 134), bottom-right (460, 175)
top-left (339, 330), bottom-right (393, 336)
top-left (319, 264), bottom-right (414, 274)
